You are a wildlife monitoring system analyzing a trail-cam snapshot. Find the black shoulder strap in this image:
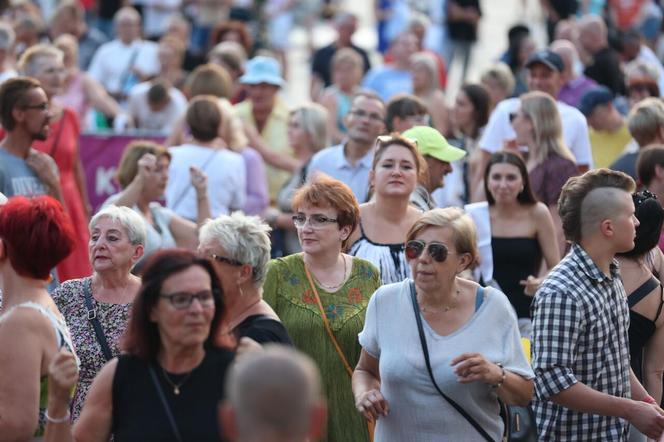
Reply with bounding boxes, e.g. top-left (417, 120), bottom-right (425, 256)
top-left (628, 277), bottom-right (660, 308)
top-left (408, 281), bottom-right (495, 442)
top-left (148, 365), bottom-right (184, 442)
top-left (83, 279), bottom-right (113, 361)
